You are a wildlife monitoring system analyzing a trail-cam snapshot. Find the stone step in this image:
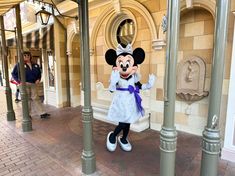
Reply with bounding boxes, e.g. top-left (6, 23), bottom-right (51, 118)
top-left (92, 103), bottom-right (150, 132)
